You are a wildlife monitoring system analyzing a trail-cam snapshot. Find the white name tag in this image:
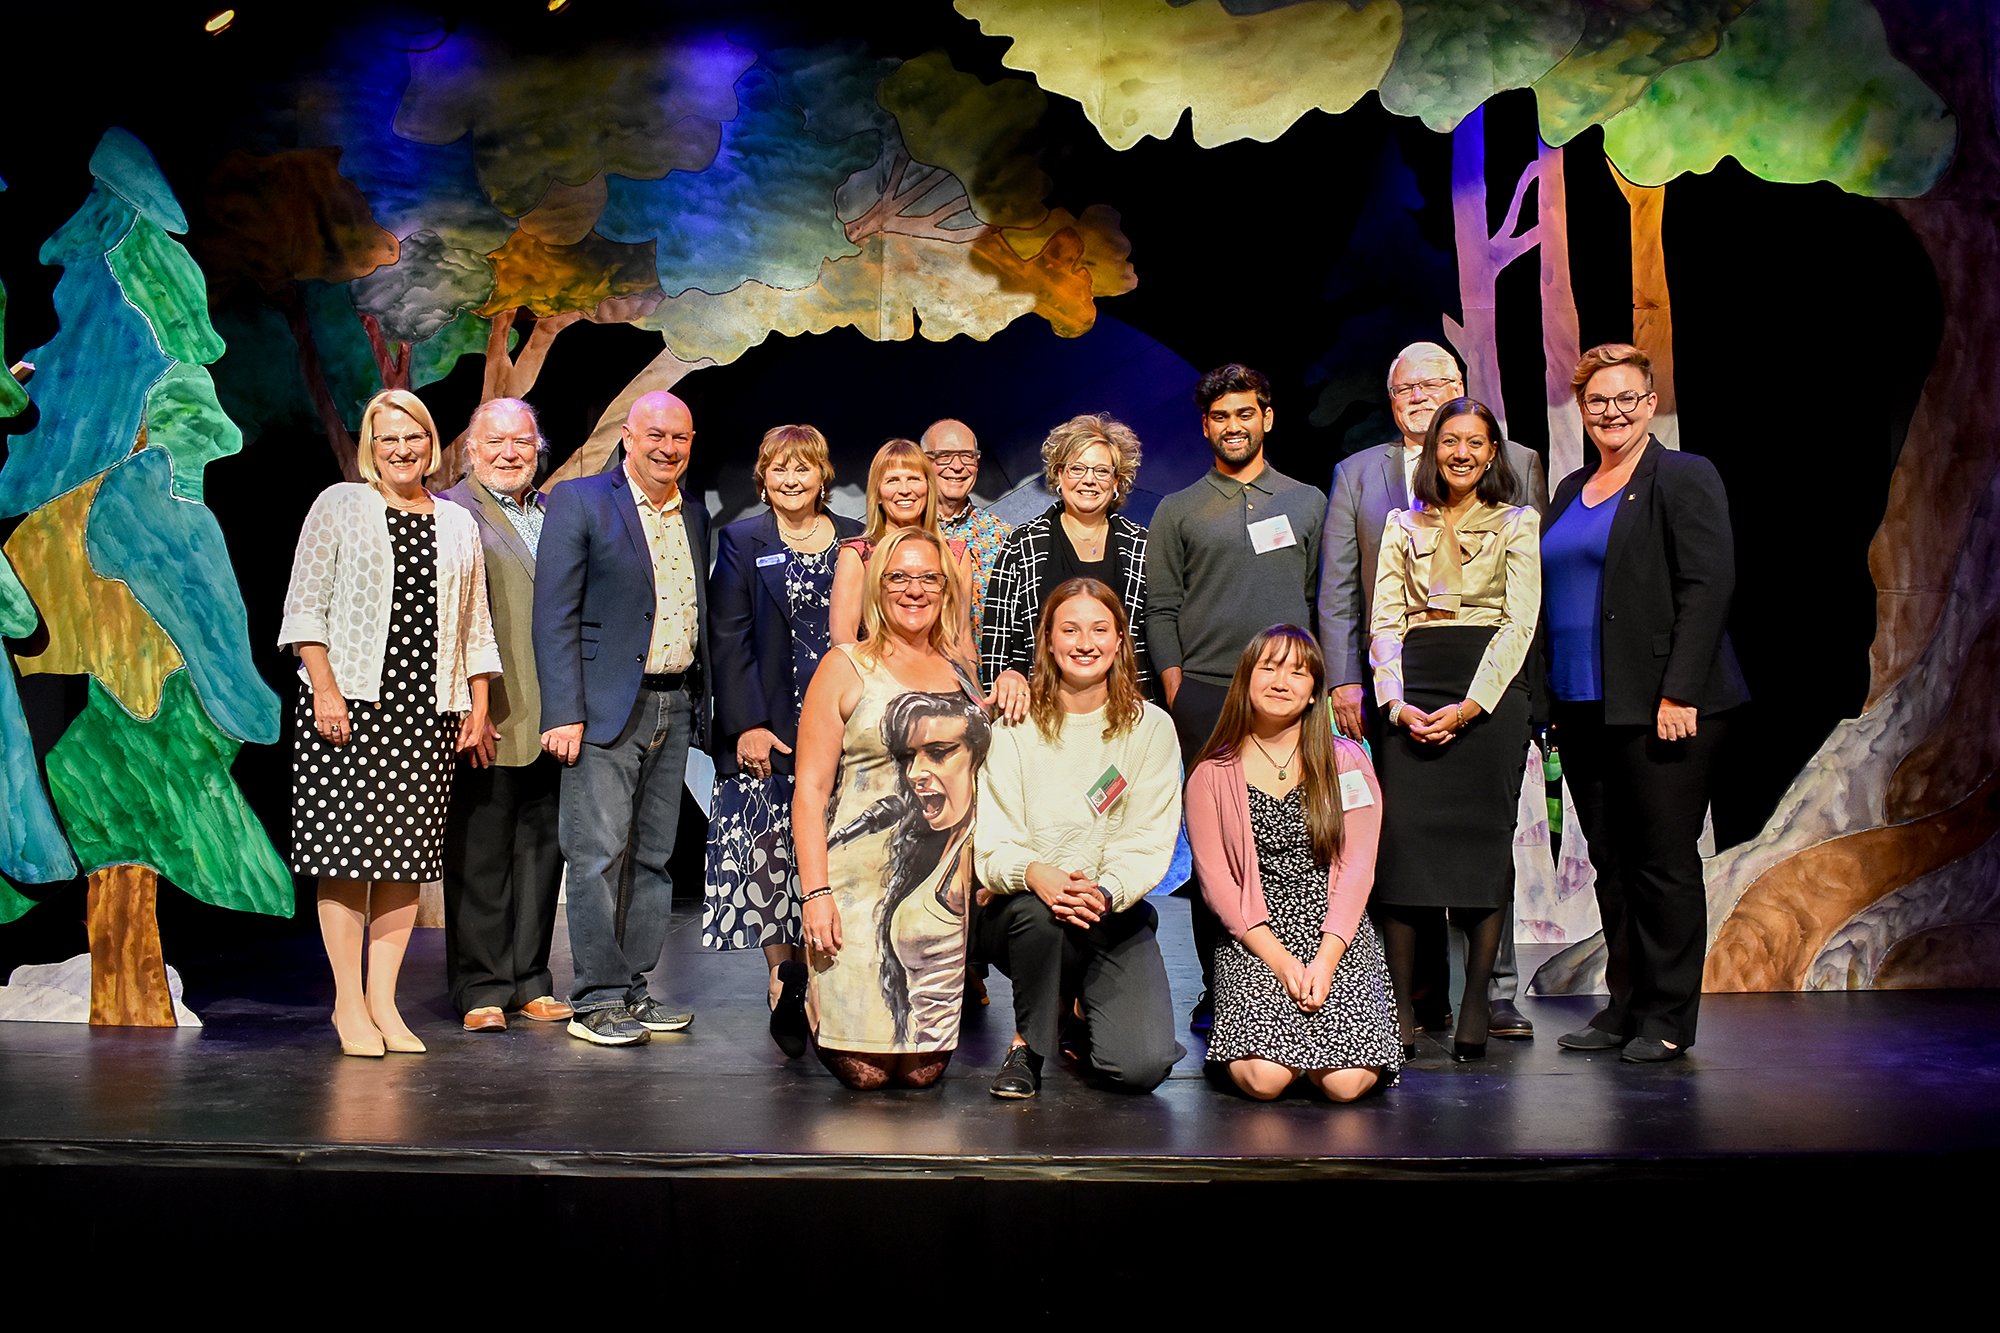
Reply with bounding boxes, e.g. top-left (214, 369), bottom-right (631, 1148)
top-left (755, 553), bottom-right (786, 567)
top-left (1338, 769), bottom-right (1374, 811)
top-left (1247, 513), bottom-right (1297, 554)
